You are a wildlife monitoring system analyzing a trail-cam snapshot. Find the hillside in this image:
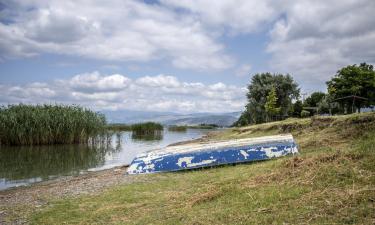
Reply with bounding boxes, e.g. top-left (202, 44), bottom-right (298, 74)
top-left (13, 113), bottom-right (375, 224)
top-left (102, 110), bottom-right (241, 127)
